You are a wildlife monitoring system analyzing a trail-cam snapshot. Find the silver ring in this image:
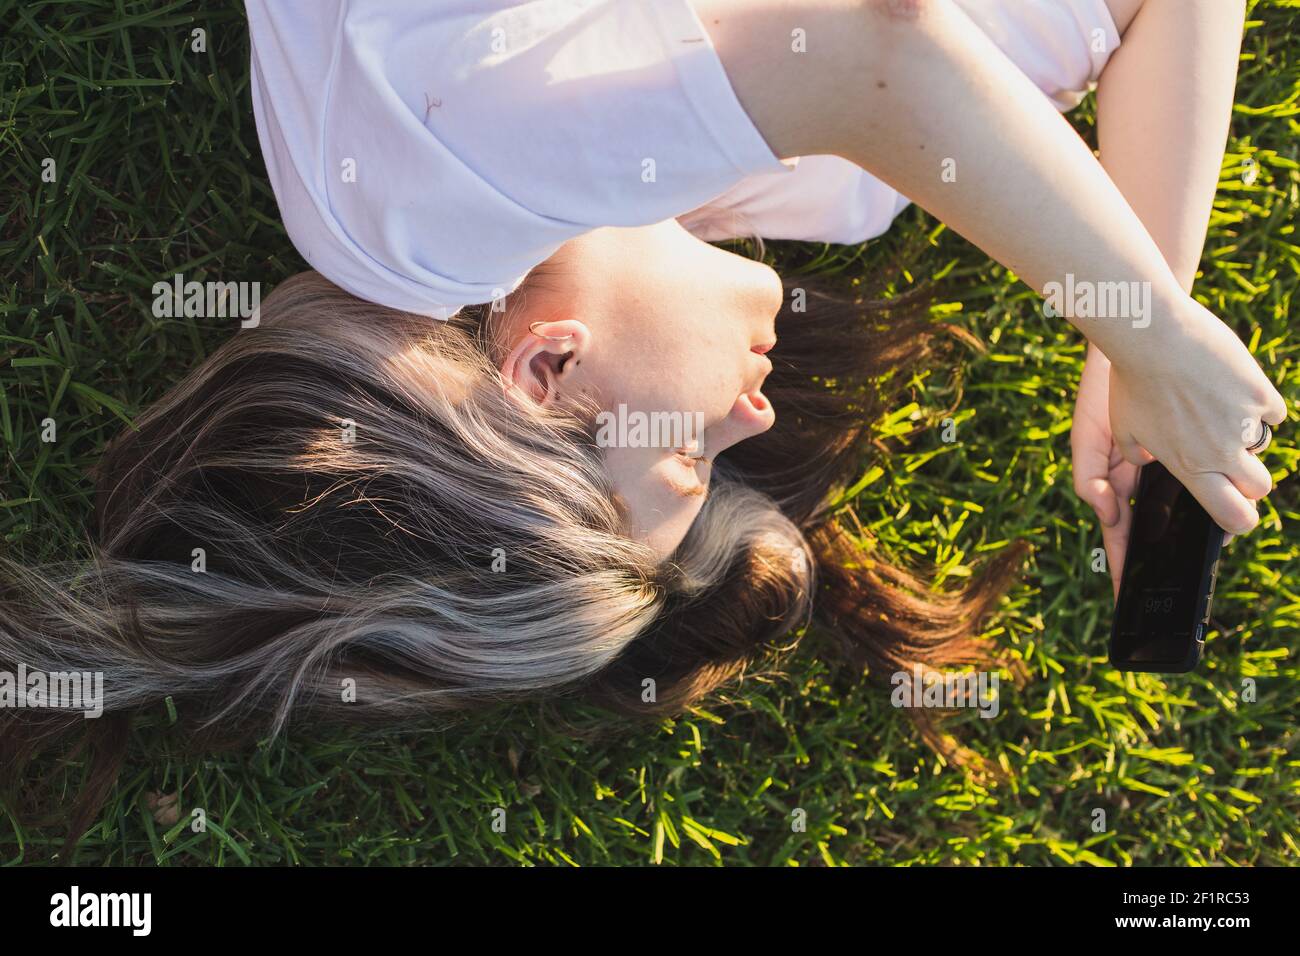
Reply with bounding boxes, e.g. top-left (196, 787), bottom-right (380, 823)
top-left (1246, 420), bottom-right (1272, 454)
